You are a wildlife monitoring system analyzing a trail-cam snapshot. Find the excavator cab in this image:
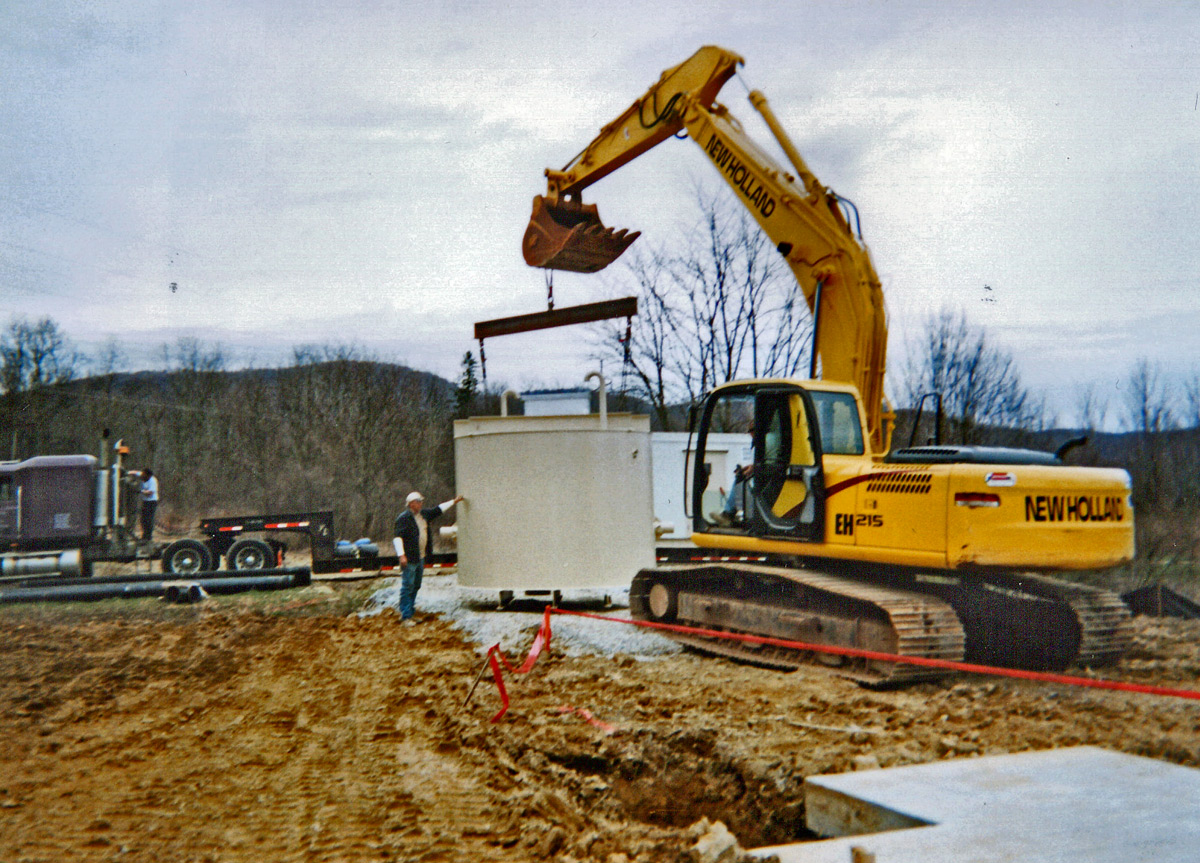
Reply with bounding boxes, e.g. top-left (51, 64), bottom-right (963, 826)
top-left (521, 195), bottom-right (640, 273)
top-left (693, 383), bottom-right (825, 543)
